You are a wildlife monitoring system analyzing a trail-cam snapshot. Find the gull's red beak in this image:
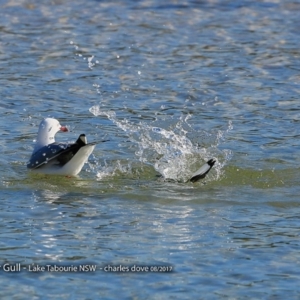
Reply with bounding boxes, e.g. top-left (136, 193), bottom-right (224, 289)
top-left (60, 126), bottom-right (68, 132)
